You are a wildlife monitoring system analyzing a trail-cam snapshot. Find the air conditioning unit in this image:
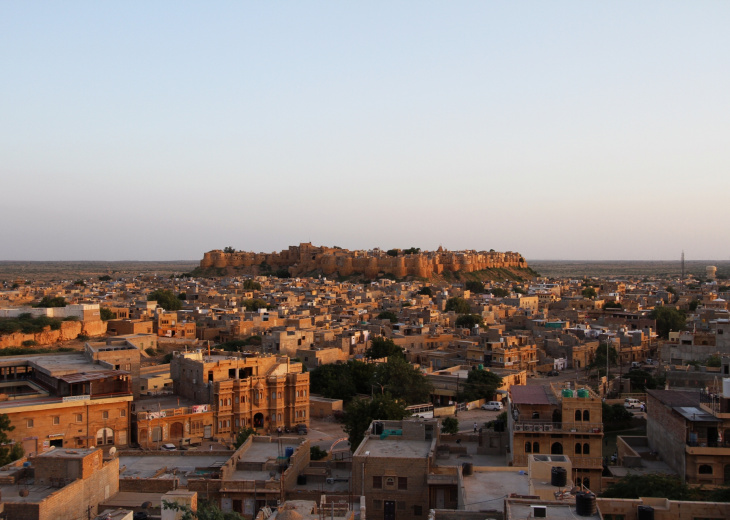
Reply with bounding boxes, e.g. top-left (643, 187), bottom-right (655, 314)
top-left (544, 425), bottom-right (553, 432)
top-left (531, 505), bottom-right (547, 518)
top-left (192, 379), bottom-right (197, 384)
top-left (534, 425), bottom-right (543, 432)
top-left (326, 478), bottom-right (335, 485)
top-left (514, 424), bottom-right (522, 431)
top-left (523, 425), bottom-right (533, 432)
